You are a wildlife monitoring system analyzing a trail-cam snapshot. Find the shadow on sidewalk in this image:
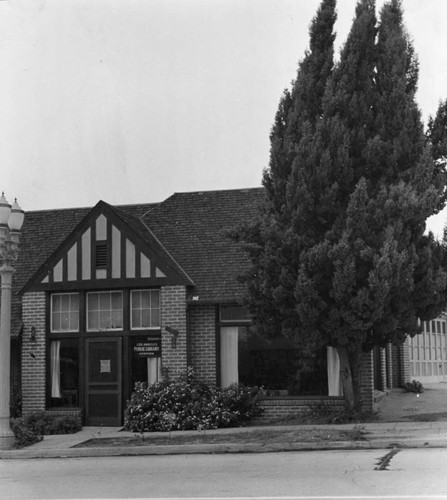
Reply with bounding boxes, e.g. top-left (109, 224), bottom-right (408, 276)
top-left (377, 383), bottom-right (447, 422)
